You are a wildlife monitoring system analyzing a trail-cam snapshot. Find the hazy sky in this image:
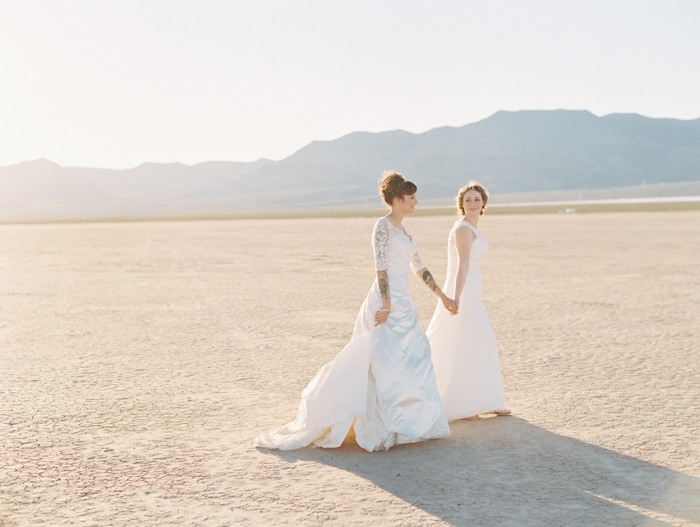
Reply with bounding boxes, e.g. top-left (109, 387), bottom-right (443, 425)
top-left (1, 1), bottom-right (699, 169)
